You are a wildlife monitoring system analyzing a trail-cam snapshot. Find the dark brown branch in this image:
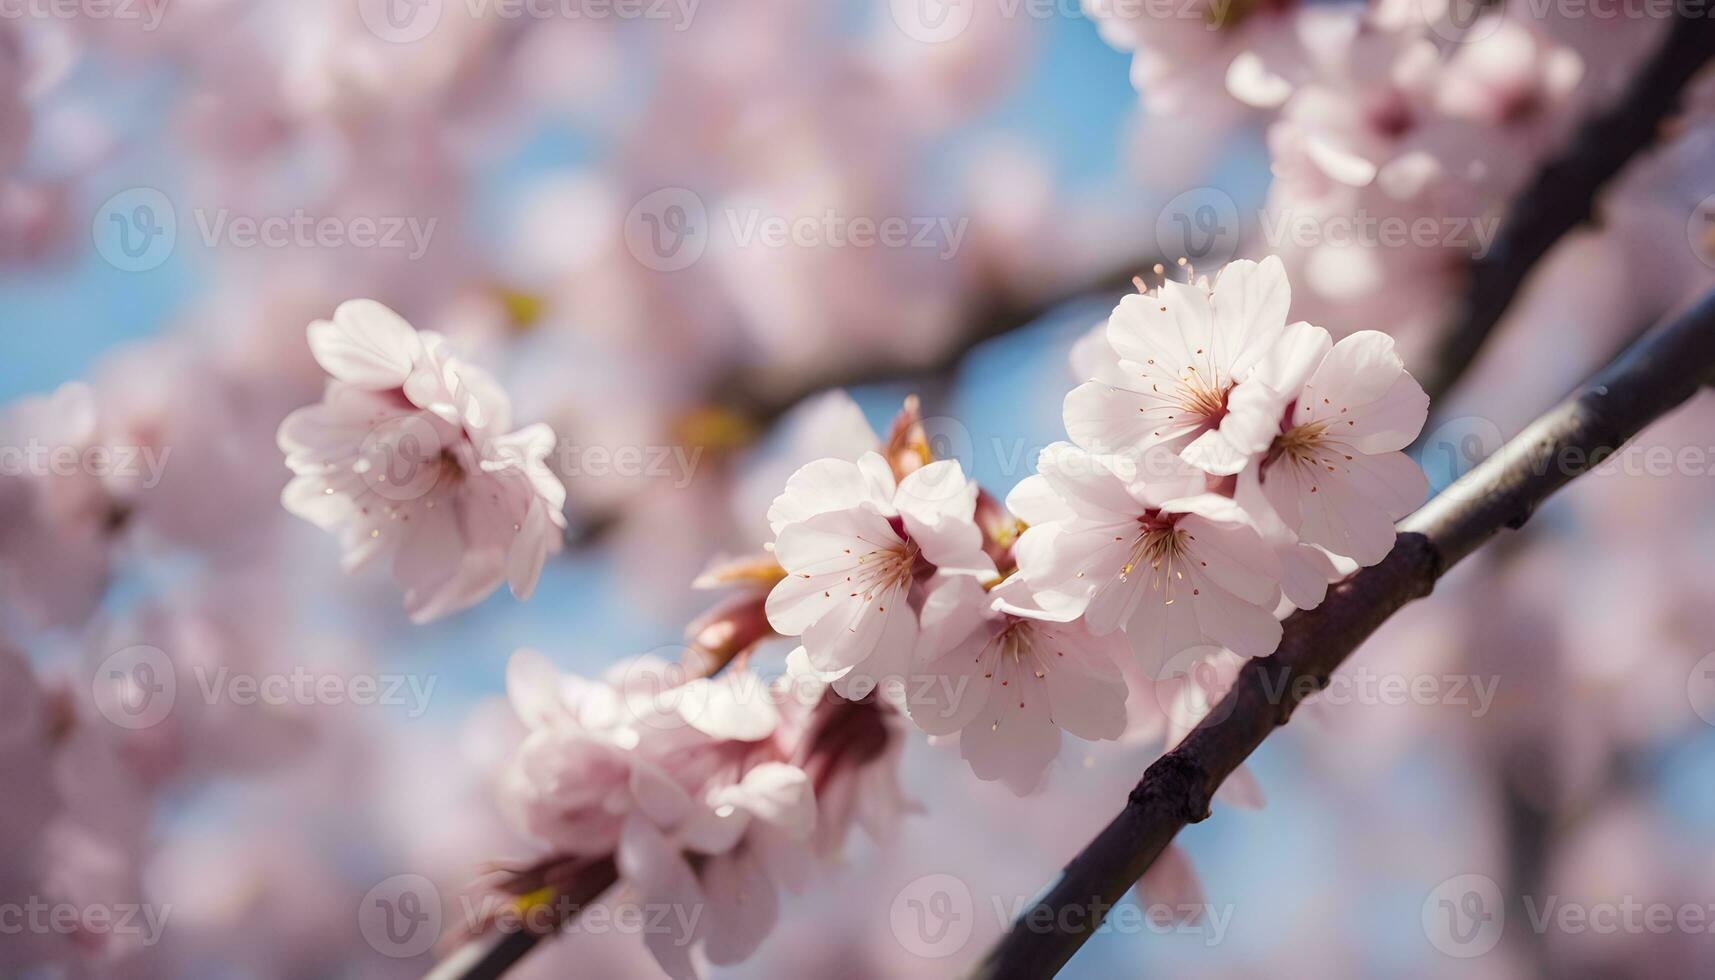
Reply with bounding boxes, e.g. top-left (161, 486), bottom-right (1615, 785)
top-left (1418, 0), bottom-right (1715, 402)
top-left (423, 858), bottom-right (617, 980)
top-left (969, 286), bottom-right (1715, 980)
